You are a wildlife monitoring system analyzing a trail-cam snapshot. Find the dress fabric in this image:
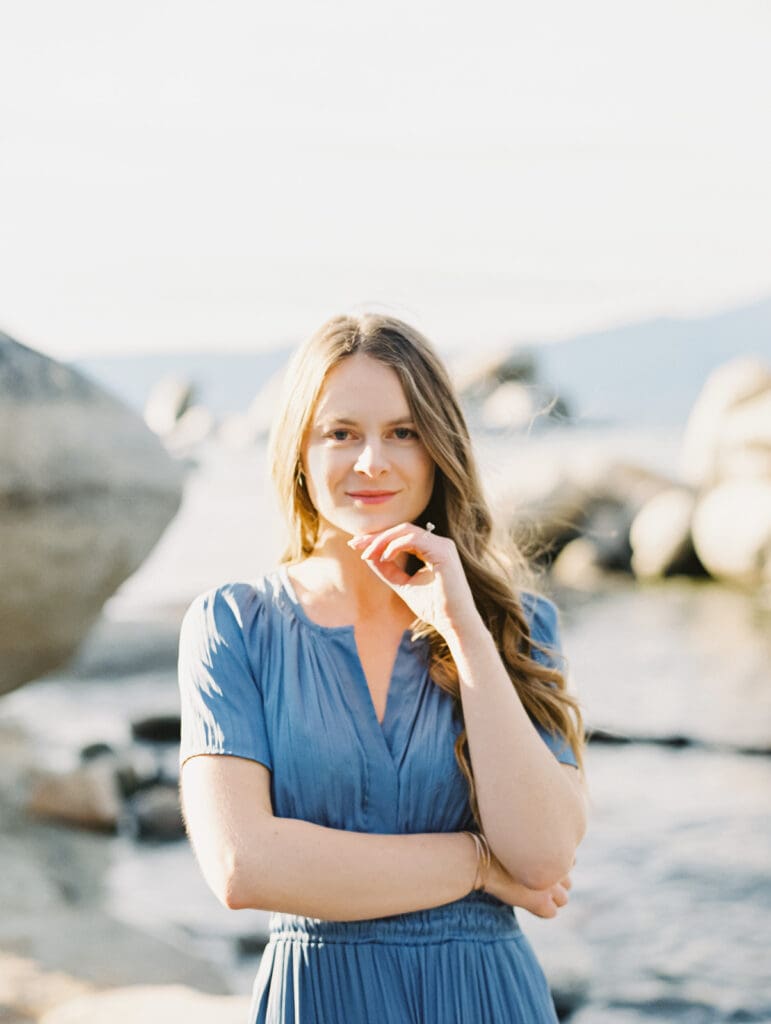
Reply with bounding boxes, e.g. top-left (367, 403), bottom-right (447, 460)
top-left (178, 566), bottom-right (578, 1024)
